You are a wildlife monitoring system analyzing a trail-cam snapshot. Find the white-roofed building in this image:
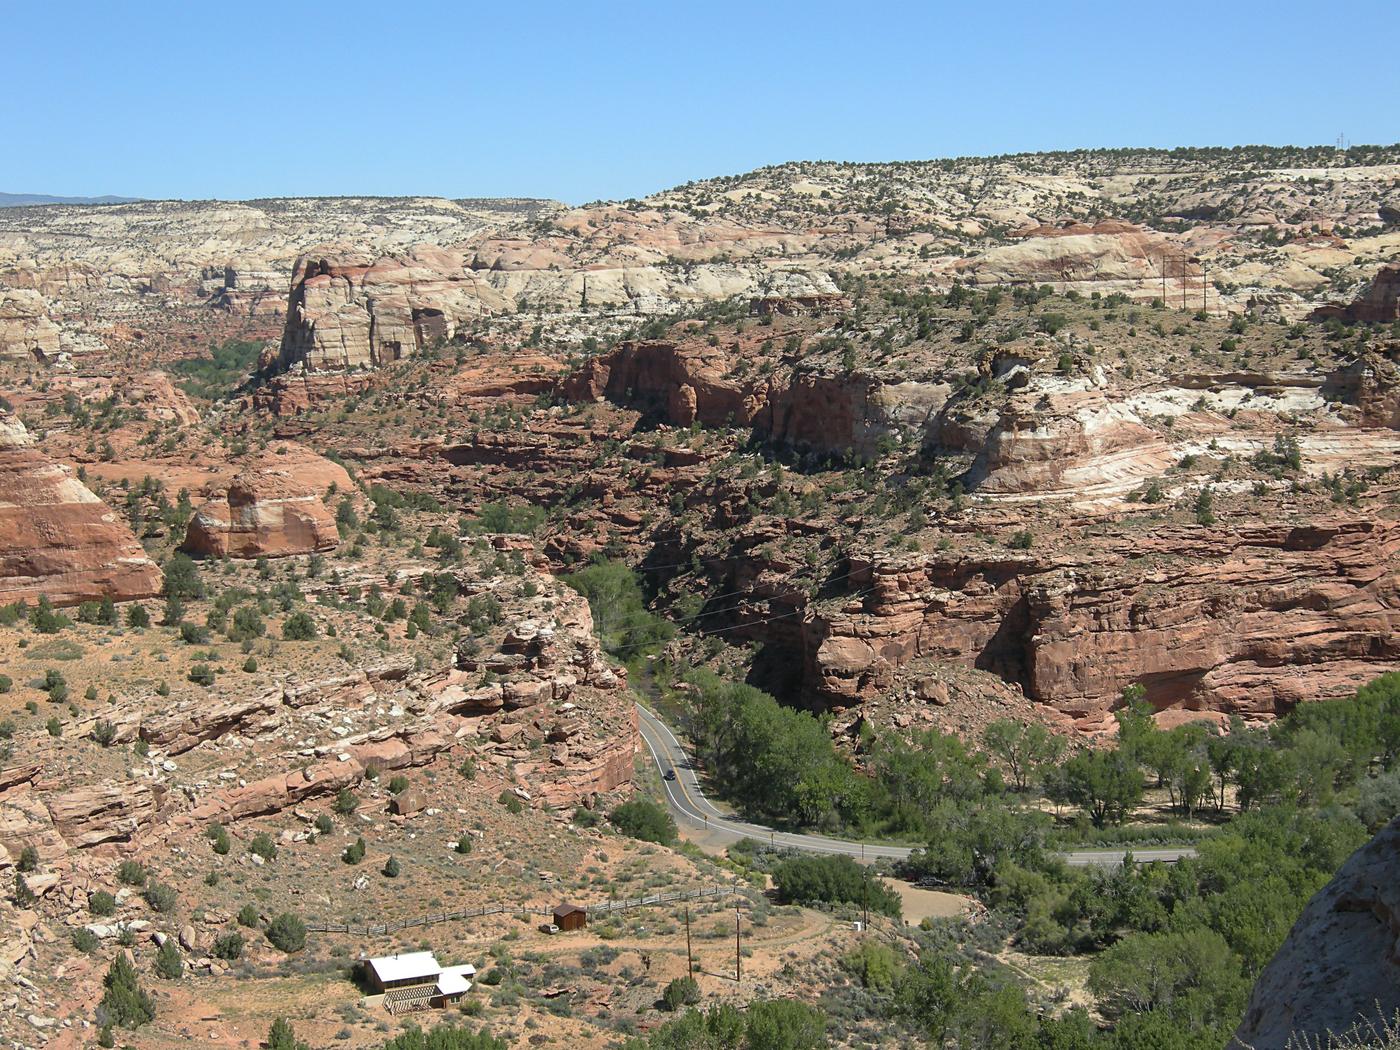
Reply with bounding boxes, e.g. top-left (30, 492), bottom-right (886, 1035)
top-left (435, 964), bottom-right (476, 997)
top-left (362, 951), bottom-right (476, 1013)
